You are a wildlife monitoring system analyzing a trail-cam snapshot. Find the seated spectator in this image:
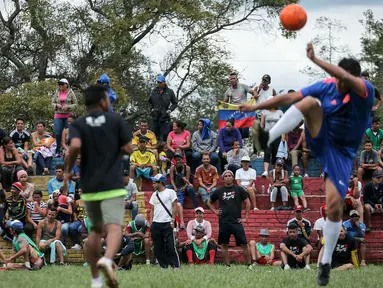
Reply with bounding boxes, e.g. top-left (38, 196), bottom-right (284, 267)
top-left (123, 171), bottom-right (138, 220)
top-left (314, 205), bottom-right (327, 248)
top-left (235, 156), bottom-right (258, 210)
top-left (287, 205), bottom-right (312, 242)
top-left (69, 188), bottom-right (86, 250)
top-left (47, 190), bottom-right (60, 210)
top-left (56, 187), bottom-right (73, 242)
top-left (36, 208), bottom-right (66, 264)
top-left (166, 120), bottom-right (192, 162)
top-left (3, 220), bottom-right (44, 270)
top-left (184, 225), bottom-right (217, 265)
top-left (227, 140), bottom-right (249, 175)
top-left (101, 234), bottom-right (134, 270)
top-left (31, 121), bottom-right (56, 175)
top-left (260, 97), bottom-right (284, 177)
top-left (218, 118), bottom-right (242, 170)
top-left (186, 207), bottom-right (213, 241)
top-left (5, 182), bottom-right (27, 225)
top-left (157, 142), bottom-right (170, 175)
top-left (365, 117), bottom-right (383, 152)
top-left (61, 114), bottom-right (75, 158)
top-left (168, 153), bottom-right (197, 228)
top-left (280, 223), bottom-right (312, 270)
top-left (132, 119), bottom-right (158, 158)
top-left (286, 123), bottom-right (305, 171)
top-left (358, 140), bottom-right (383, 181)
top-left (17, 170), bottom-right (34, 202)
top-left (81, 217), bottom-right (91, 267)
top-left (289, 165), bottom-right (309, 211)
top-left (24, 190), bottom-right (47, 239)
top-left (47, 164), bottom-right (75, 196)
top-left (9, 118), bottom-right (33, 174)
top-left (363, 171), bottom-right (383, 232)
top-left (129, 136), bottom-right (157, 183)
top-left (0, 137), bottom-right (25, 191)
top-left (0, 185), bottom-right (6, 236)
top-left (125, 214), bottom-right (151, 265)
top-left (249, 229), bottom-right (281, 266)
top-left (195, 154), bottom-right (219, 205)
top-left (345, 175), bottom-right (363, 222)
top-left (343, 210), bottom-right (367, 266)
top-left (170, 146), bottom-right (187, 165)
top-left (71, 155), bottom-right (81, 189)
top-left (269, 158), bottom-right (289, 210)
top-left (191, 118), bottom-right (219, 173)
